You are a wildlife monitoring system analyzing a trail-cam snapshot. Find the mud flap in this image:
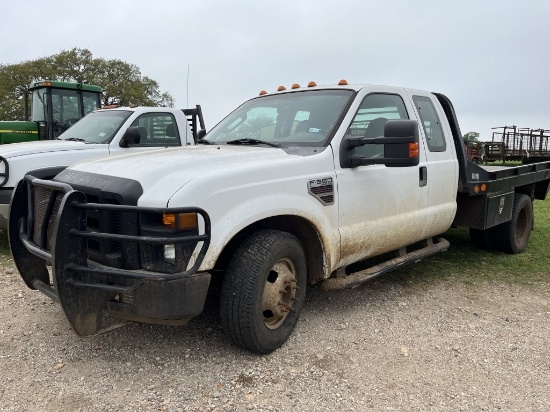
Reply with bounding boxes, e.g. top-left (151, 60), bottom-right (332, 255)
top-left (9, 179), bottom-right (49, 289)
top-left (53, 191), bottom-right (119, 336)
